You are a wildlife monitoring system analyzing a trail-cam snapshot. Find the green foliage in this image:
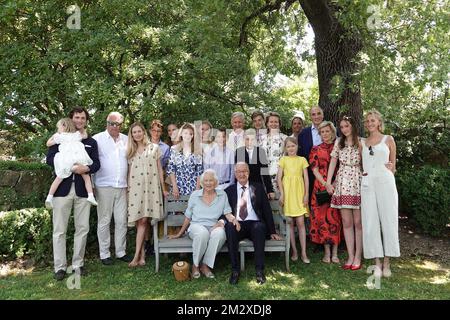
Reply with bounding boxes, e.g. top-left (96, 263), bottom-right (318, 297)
top-left (397, 166), bottom-right (450, 237)
top-left (0, 208), bottom-right (53, 261)
top-left (0, 161), bottom-right (50, 171)
top-left (0, 0), bottom-right (291, 157)
top-left (0, 207), bottom-right (99, 263)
